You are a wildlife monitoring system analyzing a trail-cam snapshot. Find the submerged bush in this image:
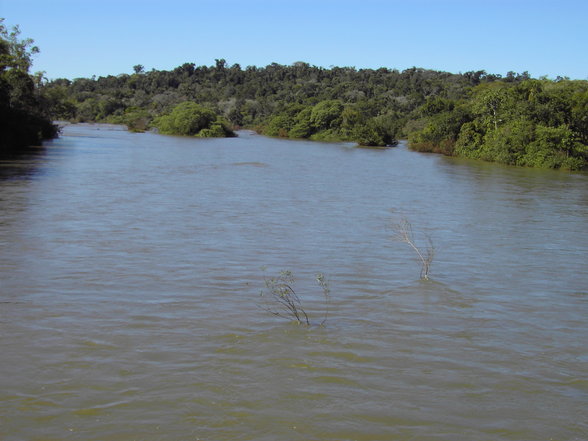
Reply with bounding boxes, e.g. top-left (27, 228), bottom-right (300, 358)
top-left (259, 270), bottom-right (331, 326)
top-left (391, 216), bottom-right (435, 280)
